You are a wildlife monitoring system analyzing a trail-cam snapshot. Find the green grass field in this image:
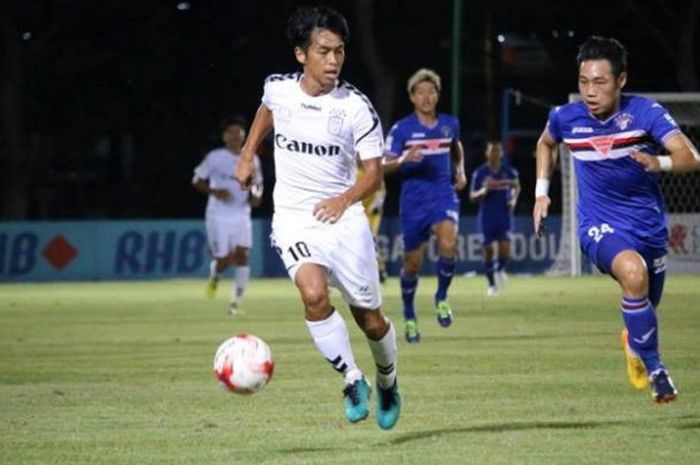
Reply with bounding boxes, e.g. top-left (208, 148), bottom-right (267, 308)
top-left (1, 275), bottom-right (699, 465)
